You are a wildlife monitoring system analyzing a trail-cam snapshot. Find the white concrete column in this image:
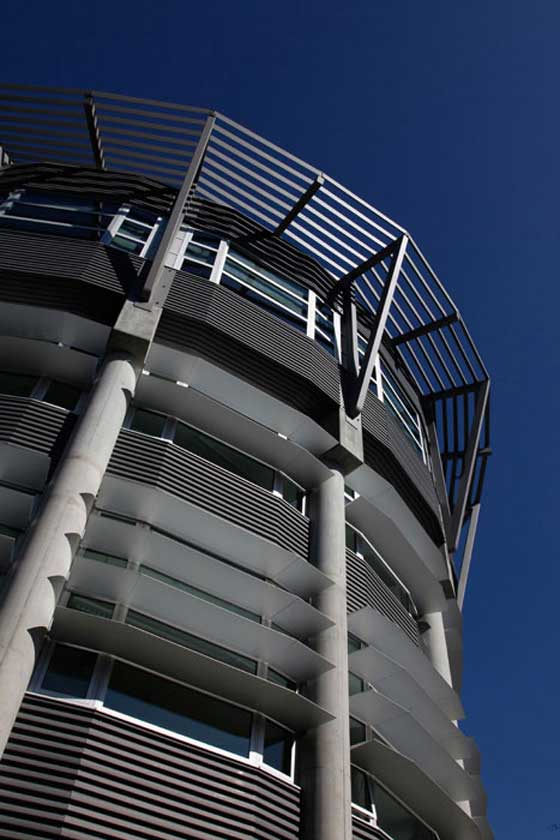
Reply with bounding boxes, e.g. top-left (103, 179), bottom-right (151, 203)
top-left (299, 468), bottom-right (353, 840)
top-left (0, 353), bottom-right (137, 755)
top-left (423, 609), bottom-right (453, 686)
